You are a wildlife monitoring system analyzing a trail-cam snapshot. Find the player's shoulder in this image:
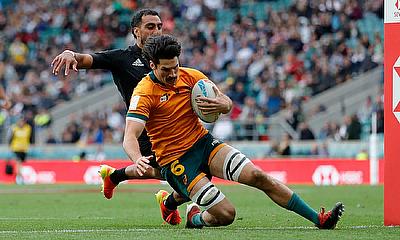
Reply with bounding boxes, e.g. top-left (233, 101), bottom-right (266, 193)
top-left (179, 67), bottom-right (208, 84)
top-left (134, 75), bottom-right (155, 94)
top-left (127, 45), bottom-right (142, 54)
top-left (91, 49), bottom-right (125, 64)
top-left (179, 67), bottom-right (205, 76)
